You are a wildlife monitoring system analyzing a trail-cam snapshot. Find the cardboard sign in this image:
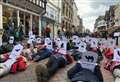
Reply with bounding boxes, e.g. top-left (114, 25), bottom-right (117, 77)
top-left (9, 36), bottom-right (14, 44)
top-left (80, 51), bottom-right (98, 63)
top-left (85, 36), bottom-right (91, 43)
top-left (45, 38), bottom-right (53, 50)
top-left (108, 39), bottom-right (116, 48)
top-left (28, 34), bottom-right (36, 44)
top-left (78, 51), bottom-right (98, 72)
top-left (114, 32), bottom-right (120, 37)
top-left (36, 37), bottom-right (41, 44)
top-left (90, 38), bottom-right (98, 48)
top-left (29, 31), bottom-right (33, 37)
top-left (9, 44), bottom-right (23, 59)
top-left (78, 42), bottom-right (87, 52)
top-left (61, 36), bottom-right (68, 42)
top-left (54, 37), bottom-right (61, 44)
top-left (72, 35), bottom-right (79, 42)
top-left (113, 48), bottom-right (120, 62)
